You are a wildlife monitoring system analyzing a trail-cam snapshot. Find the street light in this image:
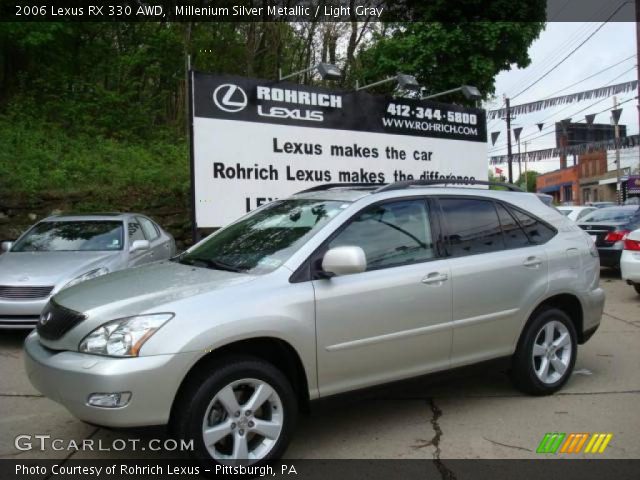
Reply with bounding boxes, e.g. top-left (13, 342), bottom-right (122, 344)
top-left (421, 85), bottom-right (482, 101)
top-left (355, 73), bottom-right (421, 92)
top-left (278, 63), bottom-right (342, 81)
